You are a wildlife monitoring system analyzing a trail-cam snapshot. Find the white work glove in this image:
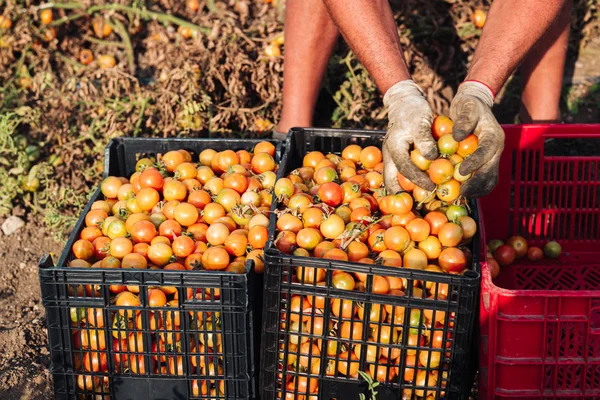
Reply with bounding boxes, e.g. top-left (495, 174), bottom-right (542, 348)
top-left (450, 81), bottom-right (504, 198)
top-left (383, 80), bottom-right (438, 193)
